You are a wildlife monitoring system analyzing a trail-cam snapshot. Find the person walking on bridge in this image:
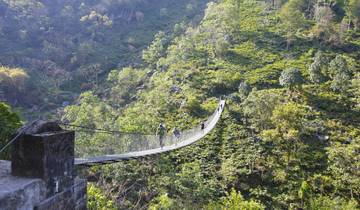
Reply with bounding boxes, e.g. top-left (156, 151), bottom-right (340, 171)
top-left (200, 121), bottom-right (205, 132)
top-left (172, 127), bottom-right (181, 145)
top-left (157, 123), bottom-right (167, 149)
